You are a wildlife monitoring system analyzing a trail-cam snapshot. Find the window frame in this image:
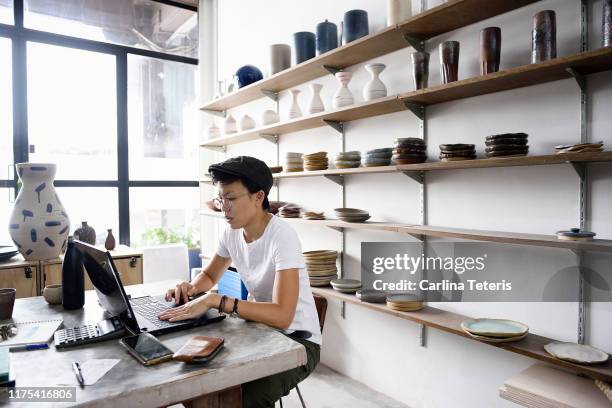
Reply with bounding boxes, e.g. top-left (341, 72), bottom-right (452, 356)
top-left (0, 0), bottom-right (199, 246)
